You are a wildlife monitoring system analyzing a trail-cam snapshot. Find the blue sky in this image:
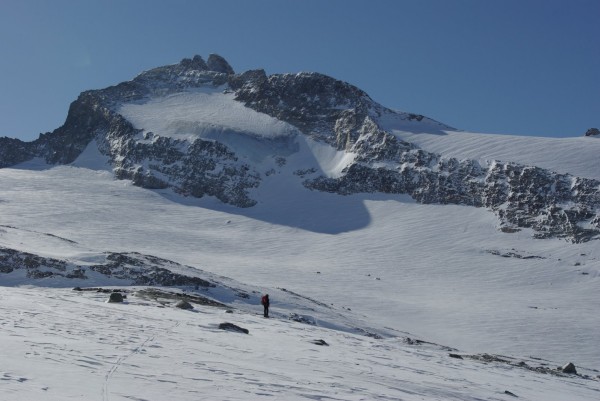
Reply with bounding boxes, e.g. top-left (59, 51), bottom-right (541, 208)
top-left (1, 0), bottom-right (598, 141)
